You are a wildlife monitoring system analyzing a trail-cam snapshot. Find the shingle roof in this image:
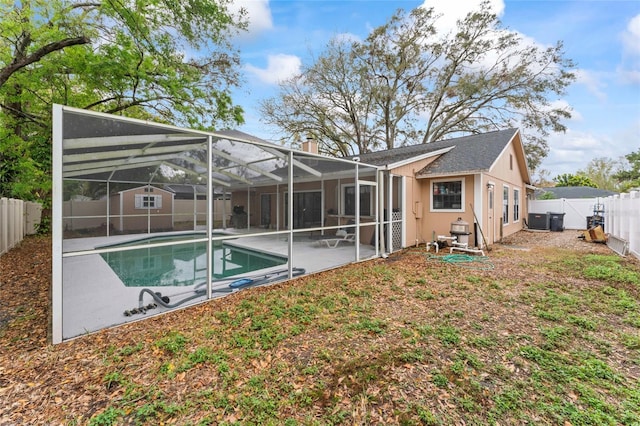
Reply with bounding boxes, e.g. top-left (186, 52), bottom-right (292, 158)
top-left (163, 183), bottom-right (207, 195)
top-left (348, 129), bottom-right (519, 175)
top-left (535, 186), bottom-right (617, 199)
